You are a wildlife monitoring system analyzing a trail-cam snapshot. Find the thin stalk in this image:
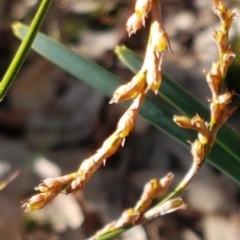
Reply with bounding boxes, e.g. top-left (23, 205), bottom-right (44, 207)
top-left (0, 0), bottom-right (52, 101)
